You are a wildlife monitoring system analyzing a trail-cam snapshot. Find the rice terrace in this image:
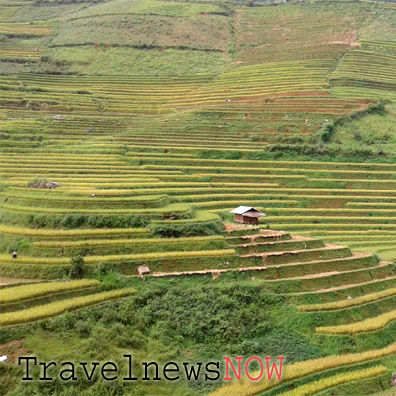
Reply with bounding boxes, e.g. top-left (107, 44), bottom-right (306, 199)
top-left (1, 0), bottom-right (396, 394)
